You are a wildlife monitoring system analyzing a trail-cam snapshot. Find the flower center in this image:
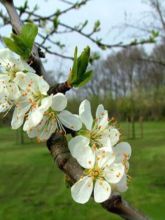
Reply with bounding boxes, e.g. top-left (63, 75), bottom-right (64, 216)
top-left (85, 166), bottom-right (103, 180)
top-left (90, 125), bottom-right (105, 147)
top-left (6, 64), bottom-right (19, 80)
